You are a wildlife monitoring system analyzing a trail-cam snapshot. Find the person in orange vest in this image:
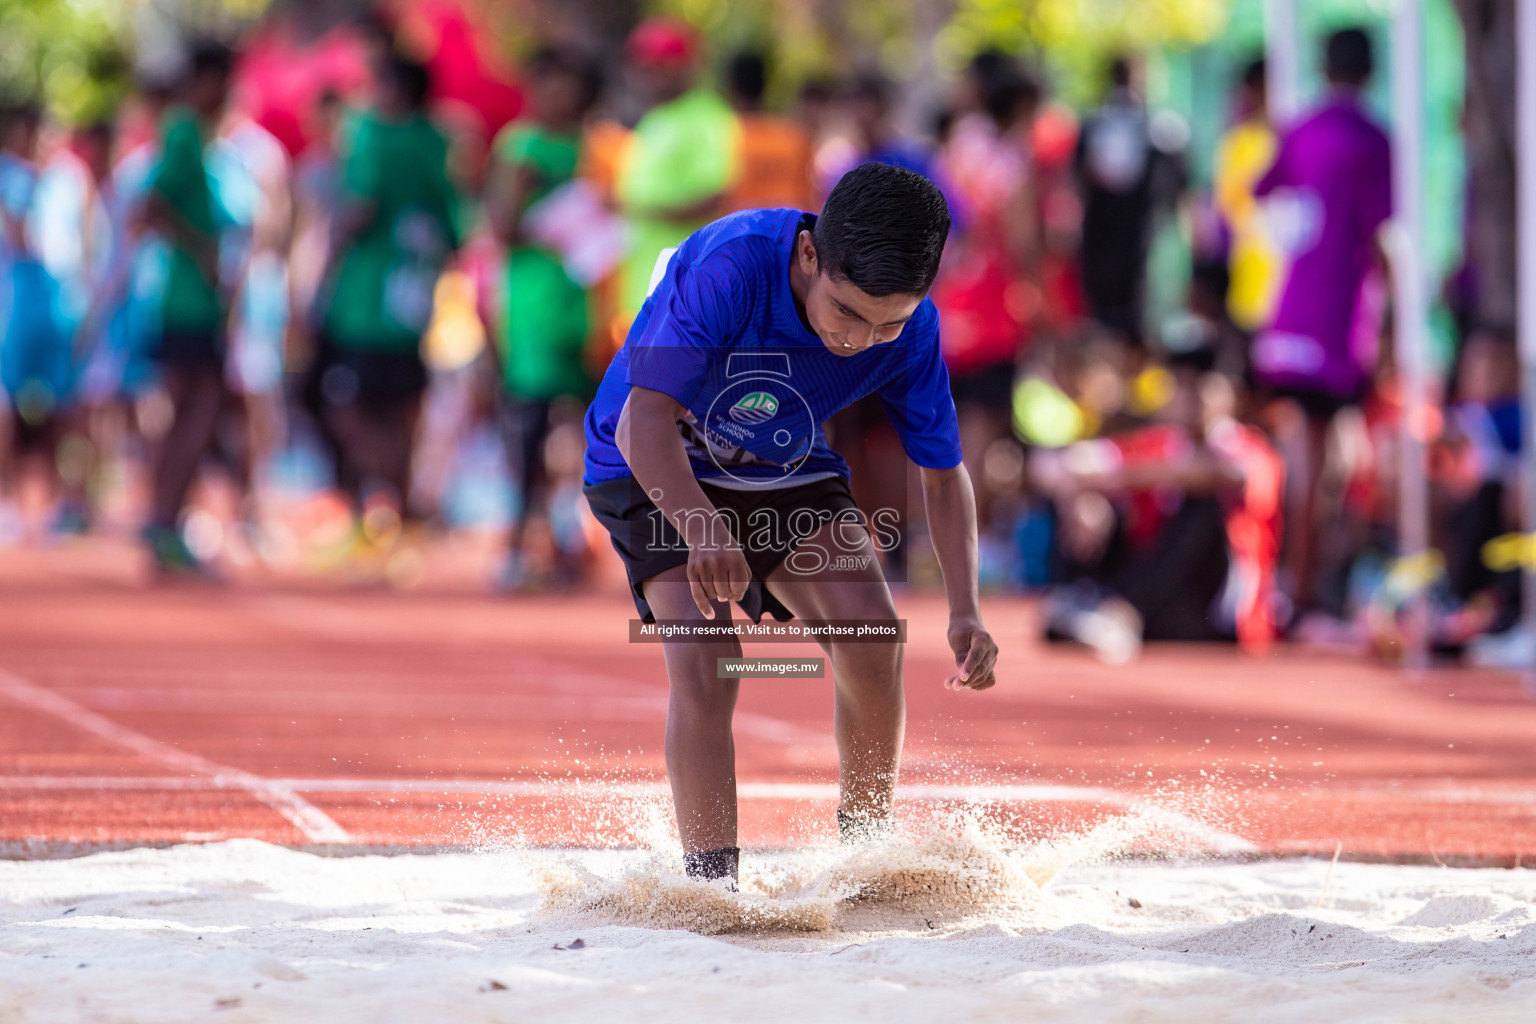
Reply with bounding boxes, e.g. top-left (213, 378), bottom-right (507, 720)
top-left (720, 51), bottom-right (815, 214)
